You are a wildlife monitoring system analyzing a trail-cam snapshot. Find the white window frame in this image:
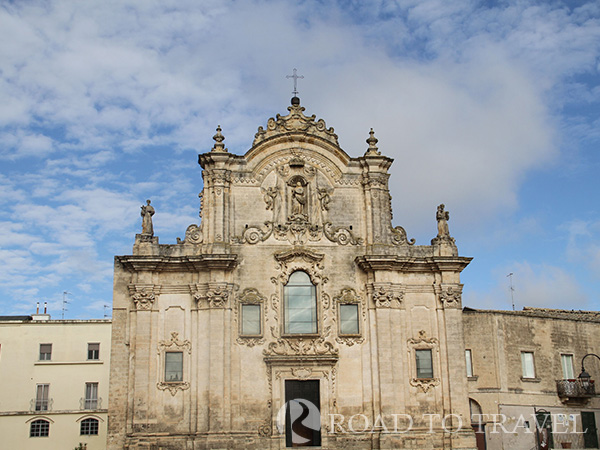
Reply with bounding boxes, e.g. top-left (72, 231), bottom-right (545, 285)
top-left (35, 384), bottom-right (49, 411)
top-left (84, 382), bottom-right (98, 409)
top-left (465, 349), bottom-right (474, 377)
top-left (416, 349), bottom-right (434, 379)
top-left (521, 351), bottom-right (536, 379)
top-left (561, 354), bottom-right (575, 379)
top-left (39, 343), bottom-right (52, 361)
